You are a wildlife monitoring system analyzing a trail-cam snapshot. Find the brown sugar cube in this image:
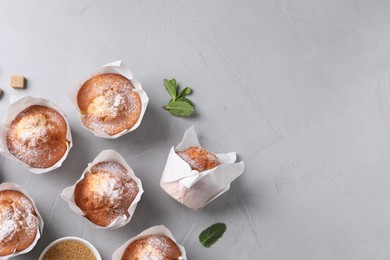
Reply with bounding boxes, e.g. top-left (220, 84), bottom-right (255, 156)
top-left (10, 75), bottom-right (25, 89)
top-left (0, 88), bottom-right (3, 98)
